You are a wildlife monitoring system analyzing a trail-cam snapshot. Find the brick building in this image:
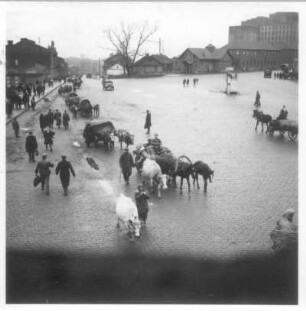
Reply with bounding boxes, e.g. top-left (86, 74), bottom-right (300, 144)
top-left (178, 44), bottom-right (232, 74)
top-left (228, 12), bottom-right (298, 71)
top-left (6, 38), bottom-right (68, 87)
top-left (224, 41), bottom-right (297, 71)
top-left (229, 12), bottom-right (298, 45)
